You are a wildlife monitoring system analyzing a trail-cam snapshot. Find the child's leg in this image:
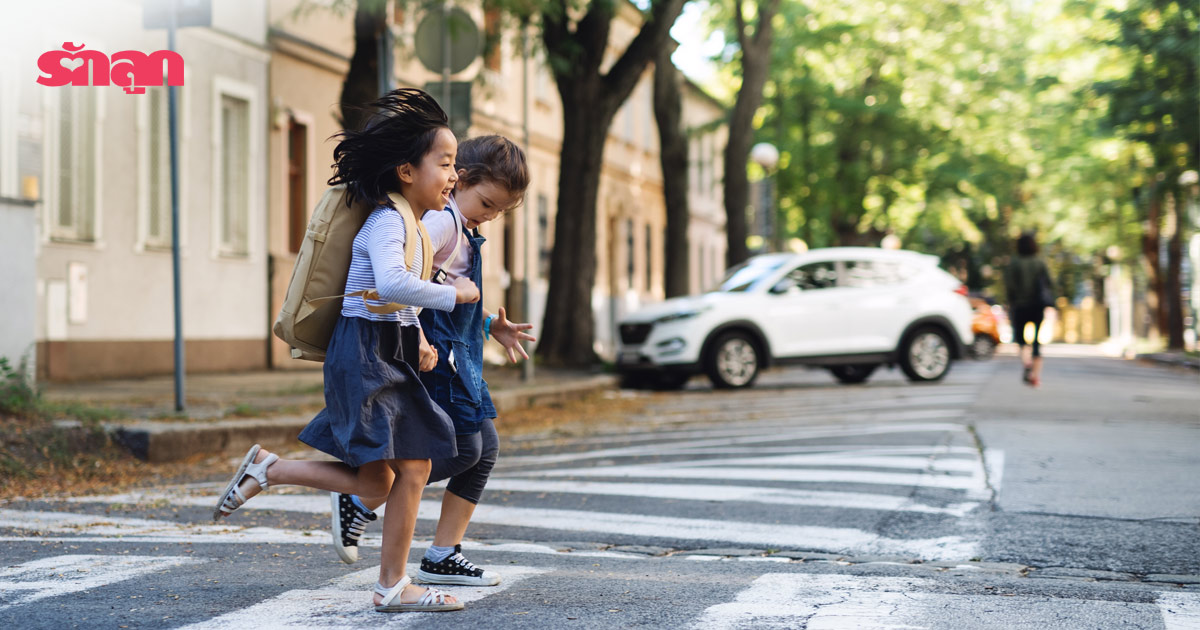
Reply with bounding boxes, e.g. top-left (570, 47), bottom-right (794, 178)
top-left (413, 421), bottom-right (500, 585)
top-left (434, 420), bottom-right (498, 545)
top-left (357, 430), bottom-right (480, 512)
top-left (232, 449), bottom-right (393, 503)
top-left (375, 458), bottom-right (459, 605)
